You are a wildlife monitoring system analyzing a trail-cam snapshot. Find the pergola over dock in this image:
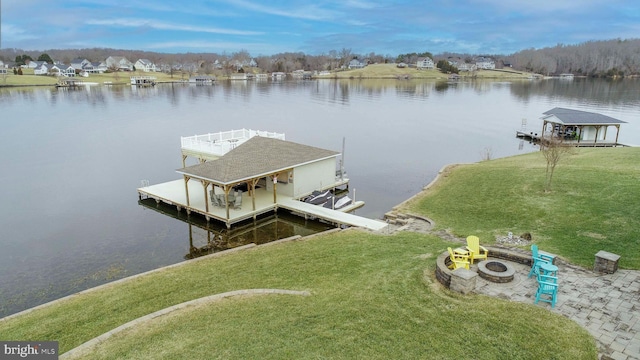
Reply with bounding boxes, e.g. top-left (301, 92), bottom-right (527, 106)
top-left (540, 108), bottom-right (627, 146)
